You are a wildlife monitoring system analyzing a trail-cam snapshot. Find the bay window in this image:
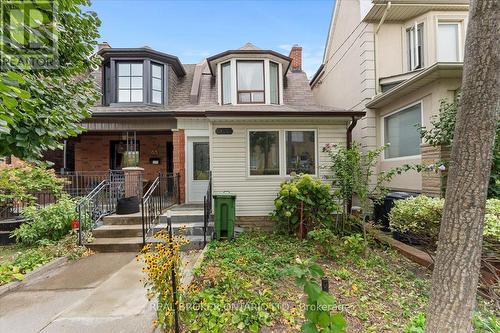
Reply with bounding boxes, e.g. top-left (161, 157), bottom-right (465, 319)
top-left (118, 63), bottom-right (143, 102)
top-left (286, 130), bottom-right (316, 175)
top-left (270, 62), bottom-right (279, 104)
top-left (237, 61), bottom-right (265, 103)
top-left (407, 23), bottom-right (424, 71)
top-left (249, 131), bottom-right (279, 175)
top-left (221, 62), bottom-right (231, 105)
top-left (384, 103), bottom-right (422, 159)
top-left (438, 23), bottom-right (460, 62)
top-left (151, 63), bottom-right (163, 104)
